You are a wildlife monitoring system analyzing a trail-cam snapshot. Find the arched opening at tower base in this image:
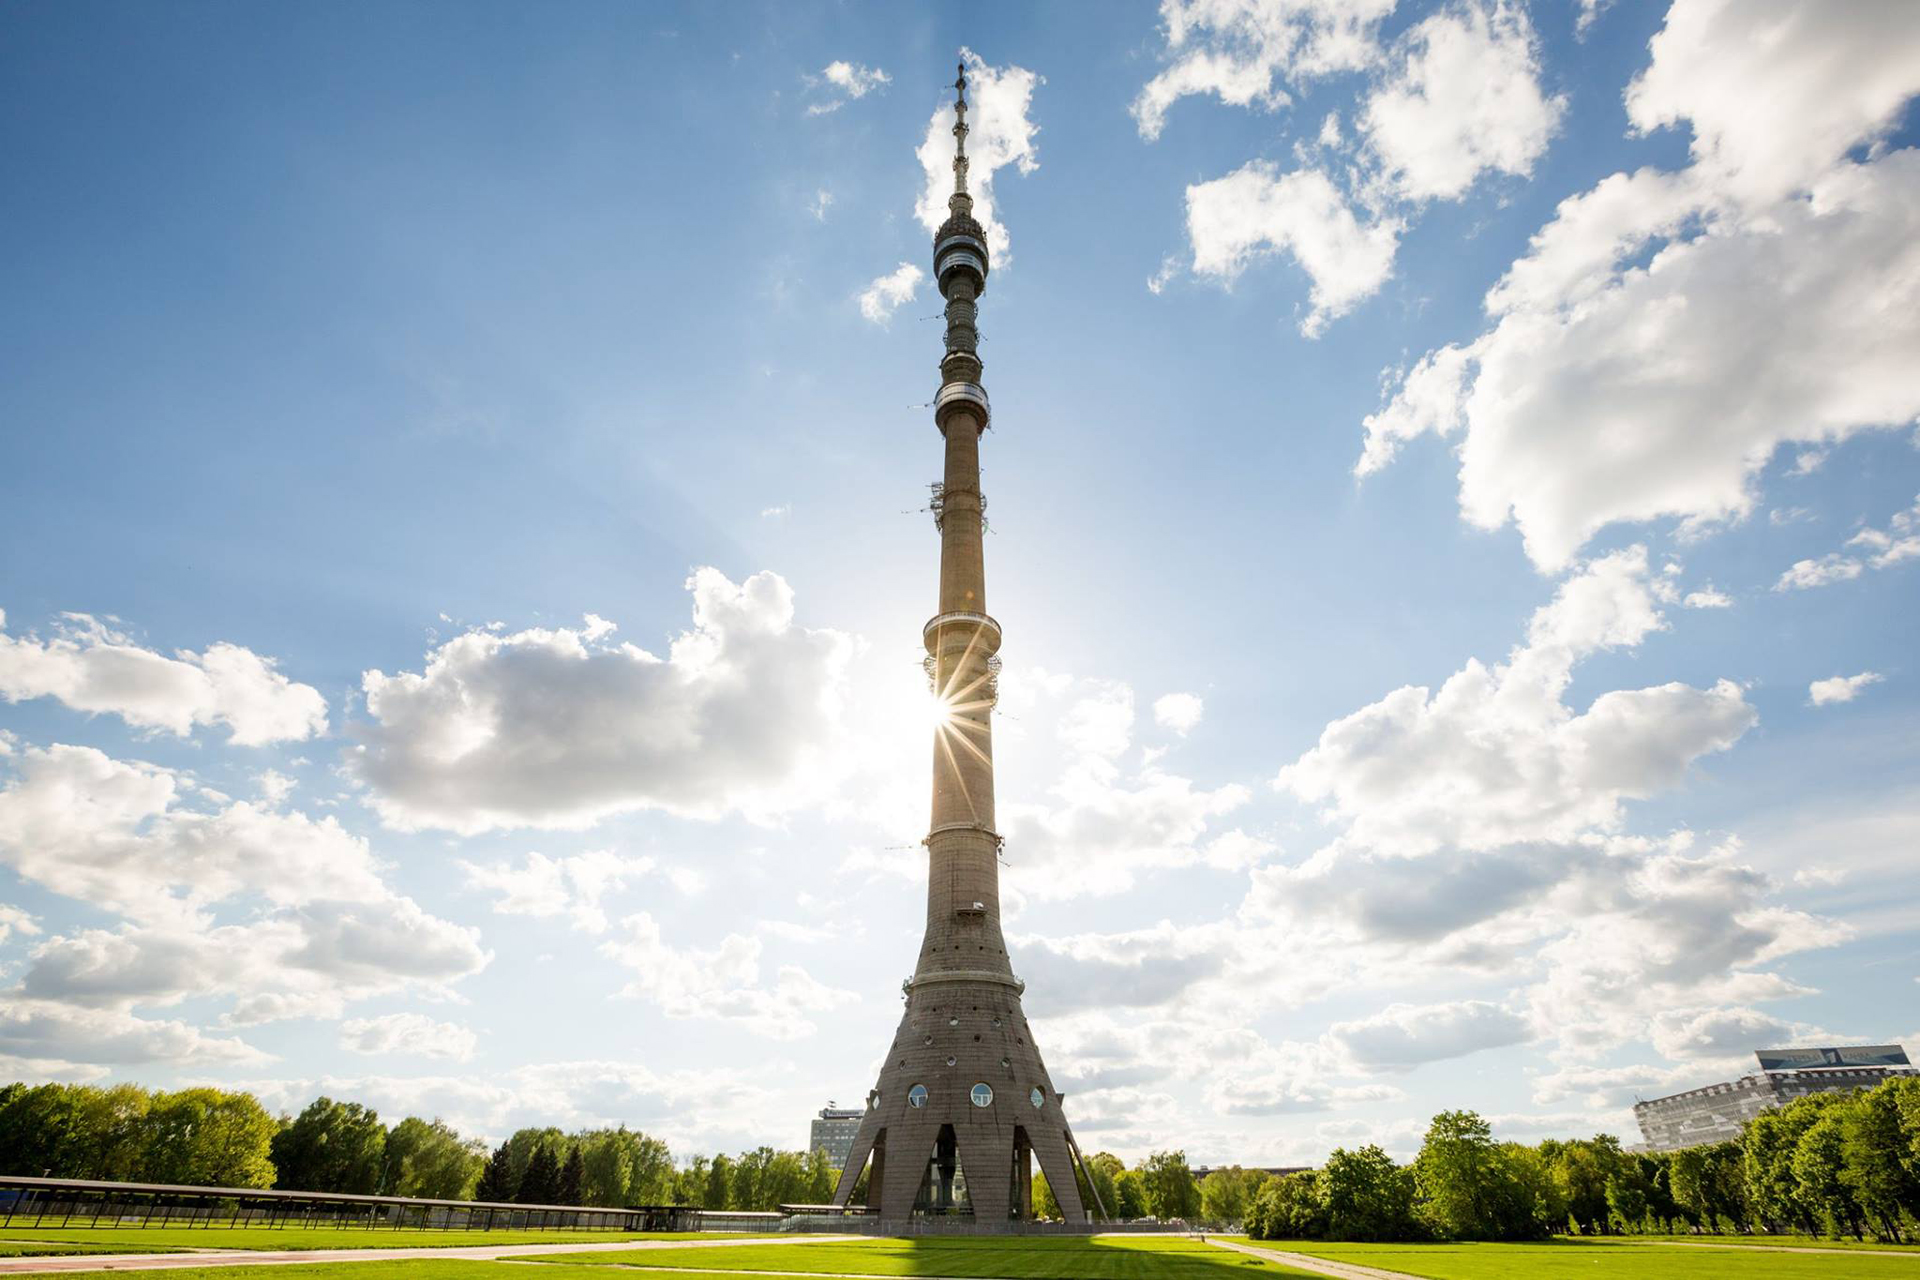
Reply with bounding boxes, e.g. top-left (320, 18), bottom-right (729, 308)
top-left (912, 1124), bottom-right (971, 1216)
